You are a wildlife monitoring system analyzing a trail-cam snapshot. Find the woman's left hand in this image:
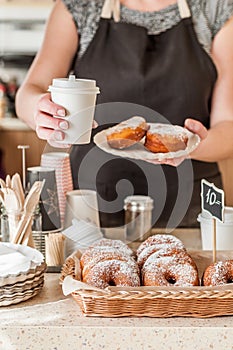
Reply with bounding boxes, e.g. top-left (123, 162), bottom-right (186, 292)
top-left (143, 118), bottom-right (208, 167)
top-left (184, 118), bottom-right (208, 140)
